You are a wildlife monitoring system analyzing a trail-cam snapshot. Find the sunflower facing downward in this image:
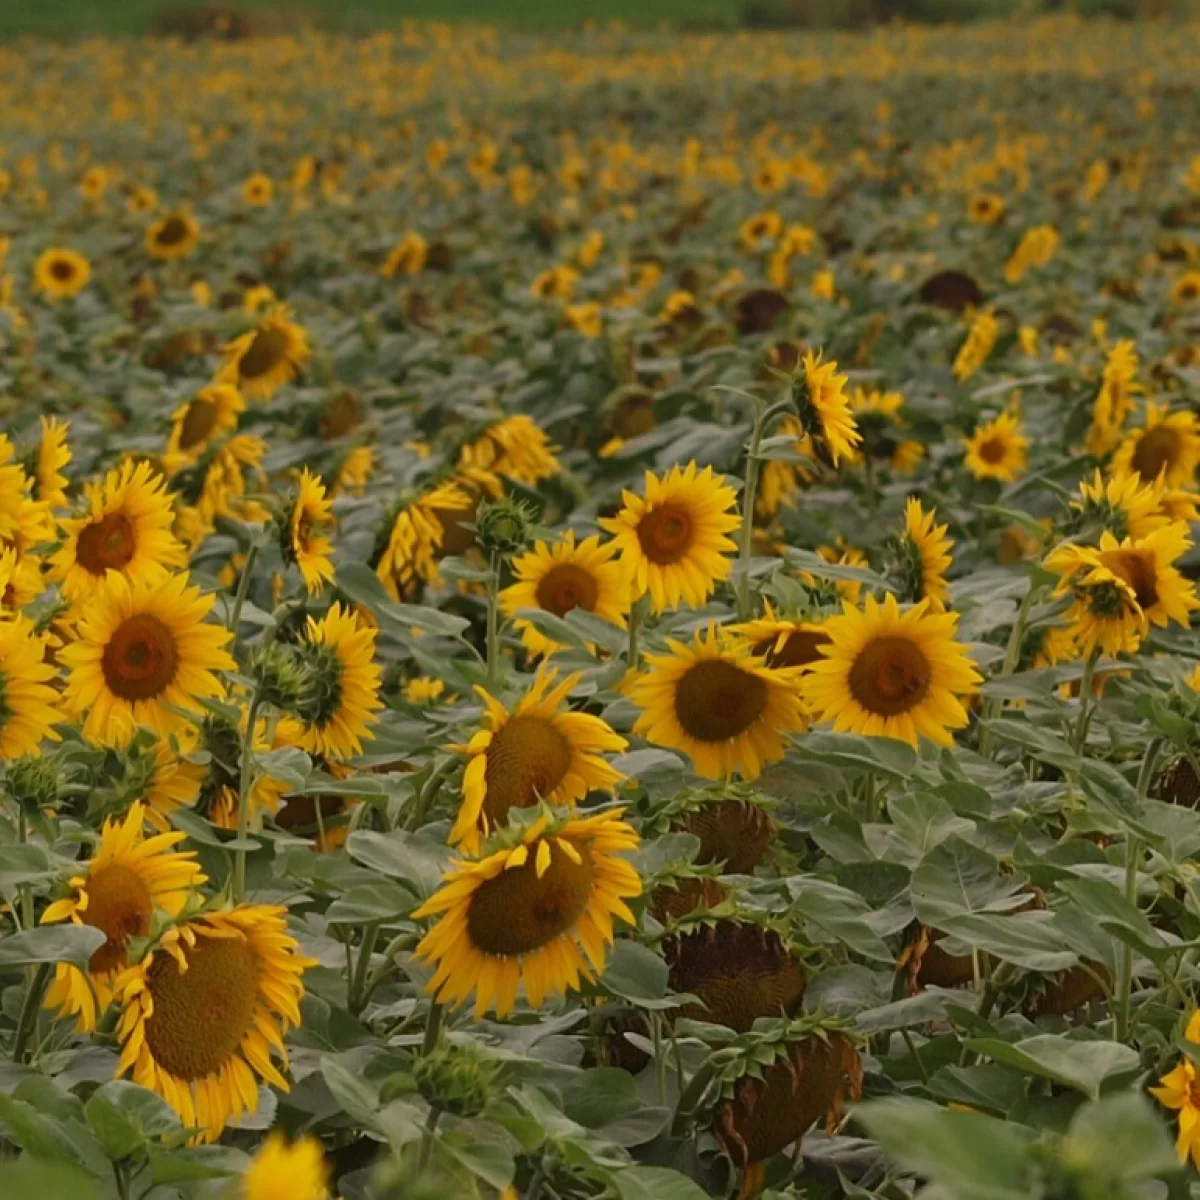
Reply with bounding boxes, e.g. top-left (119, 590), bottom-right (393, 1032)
top-left (599, 463), bottom-right (740, 613)
top-left (376, 478), bottom-right (475, 601)
top-left (1111, 402), bottom-right (1200, 488)
top-left (285, 470), bottom-right (335, 595)
top-left (34, 416), bottom-right (71, 509)
top-left (51, 459), bottom-right (186, 602)
top-left (33, 247), bottom-right (91, 300)
top-left (59, 572), bottom-right (236, 747)
top-left (1073, 469), bottom-right (1171, 541)
top-left (163, 384), bottom-right (244, 472)
top-left (0, 615), bottom-right (64, 758)
top-left (963, 410), bottom-right (1028, 483)
top-left (893, 497), bottom-right (953, 609)
top-left (113, 905), bottom-right (315, 1142)
top-left (797, 351), bottom-right (862, 467)
top-left (500, 532), bottom-right (630, 658)
top-left (448, 669), bottom-right (627, 854)
top-left (457, 414), bottom-right (561, 487)
top-left (415, 809), bottom-right (641, 1019)
top-left (42, 802), bottom-right (204, 1032)
top-left (631, 627), bottom-right (808, 780)
top-left (802, 594), bottom-right (981, 748)
top-left (219, 305), bottom-right (311, 401)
